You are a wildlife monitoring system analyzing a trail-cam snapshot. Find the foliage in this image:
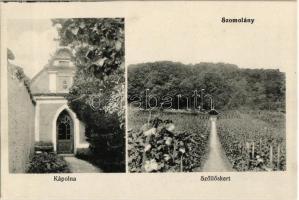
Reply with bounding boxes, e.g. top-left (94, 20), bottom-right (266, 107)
top-left (217, 111), bottom-right (286, 171)
top-left (7, 48), bottom-right (15, 60)
top-left (75, 148), bottom-right (124, 172)
top-left (27, 152), bottom-right (70, 173)
top-left (75, 148), bottom-right (92, 157)
top-left (128, 61), bottom-right (285, 111)
top-left (128, 108), bottom-right (210, 172)
top-left (52, 18), bottom-right (124, 81)
top-left (53, 18), bottom-right (125, 172)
